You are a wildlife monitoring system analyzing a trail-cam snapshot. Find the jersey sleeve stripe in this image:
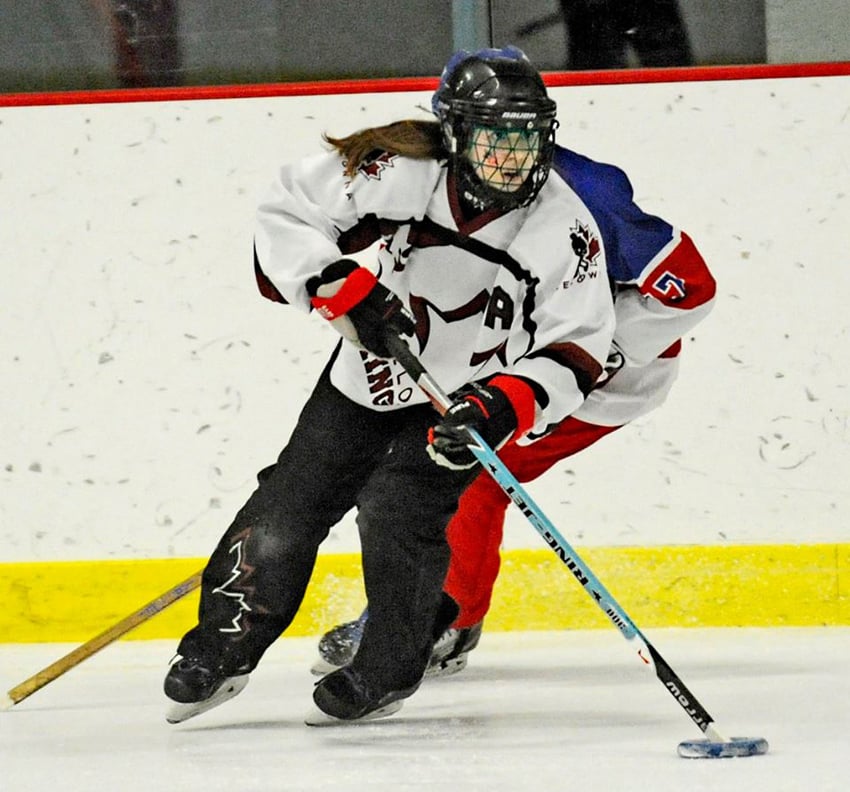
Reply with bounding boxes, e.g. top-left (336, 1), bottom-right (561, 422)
top-left (525, 342), bottom-right (603, 397)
